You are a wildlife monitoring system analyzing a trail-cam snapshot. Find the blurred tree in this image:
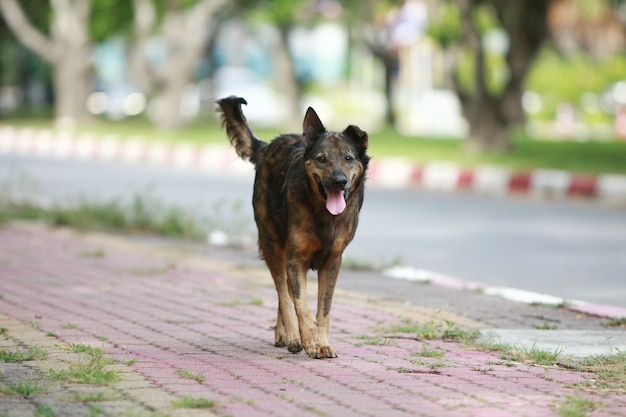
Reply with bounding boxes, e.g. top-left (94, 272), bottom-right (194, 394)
top-left (130, 0), bottom-right (230, 129)
top-left (430, 0), bottom-right (626, 152)
top-left (234, 0), bottom-right (310, 123)
top-left (0, 0), bottom-right (132, 124)
top-left (456, 0), bottom-right (550, 153)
